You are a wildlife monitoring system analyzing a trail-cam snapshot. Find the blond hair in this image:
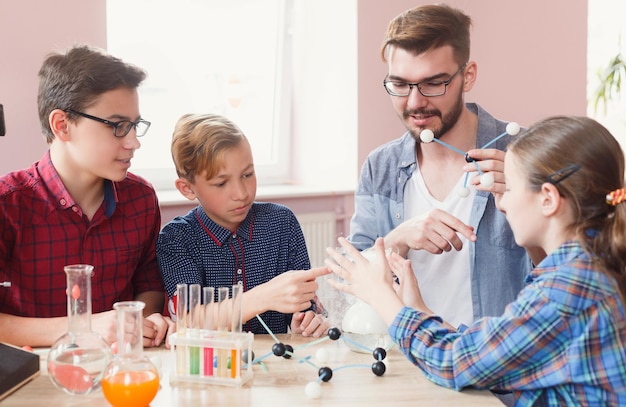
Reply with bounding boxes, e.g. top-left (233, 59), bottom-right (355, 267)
top-left (171, 113), bottom-right (247, 182)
